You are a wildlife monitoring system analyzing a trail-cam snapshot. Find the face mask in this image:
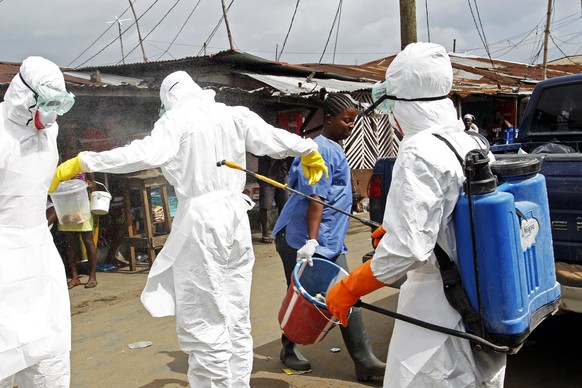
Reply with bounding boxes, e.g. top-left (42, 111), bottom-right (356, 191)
top-left (365, 79), bottom-right (449, 116)
top-left (371, 81), bottom-right (395, 114)
top-left (34, 109), bottom-right (58, 129)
